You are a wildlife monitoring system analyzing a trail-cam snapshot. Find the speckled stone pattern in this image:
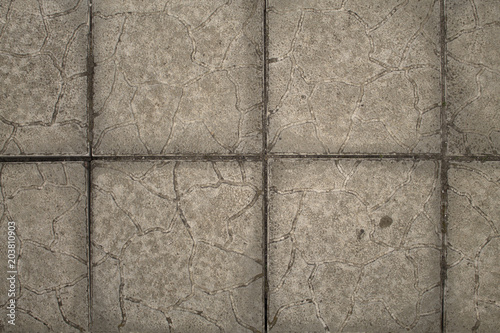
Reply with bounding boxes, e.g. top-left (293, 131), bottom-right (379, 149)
top-left (0, 0), bottom-right (89, 155)
top-left (446, 0), bottom-right (500, 155)
top-left (267, 0), bottom-right (441, 154)
top-left (268, 159), bottom-right (441, 331)
top-left (92, 0), bottom-right (263, 155)
top-left (91, 161), bottom-right (263, 332)
top-left (1, 0), bottom-right (500, 332)
top-left (0, 163), bottom-right (88, 331)
top-left (446, 162), bottom-right (500, 332)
